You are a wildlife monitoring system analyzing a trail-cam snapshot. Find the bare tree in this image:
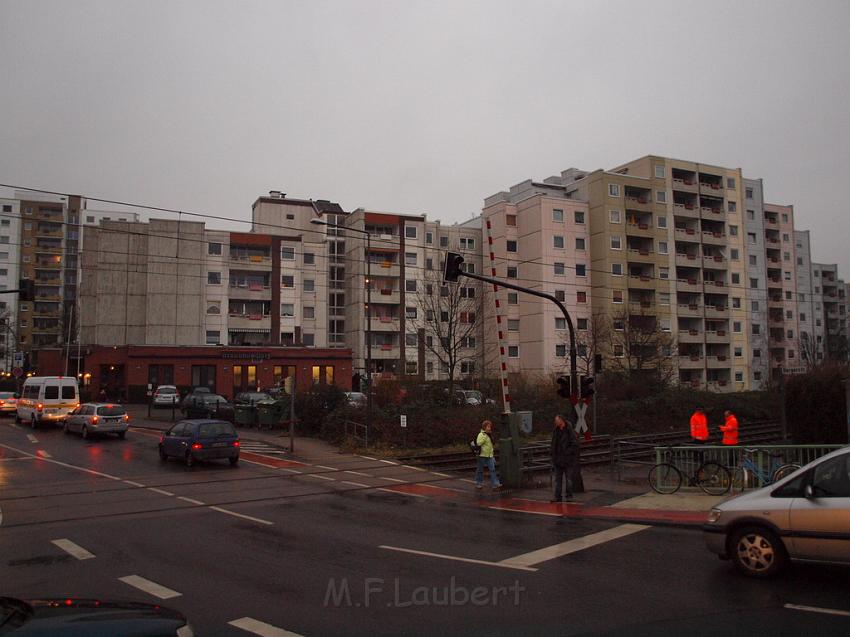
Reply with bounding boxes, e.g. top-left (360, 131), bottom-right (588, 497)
top-left (411, 270), bottom-right (484, 403)
top-left (800, 332), bottom-right (824, 369)
top-left (608, 309), bottom-right (676, 383)
top-left (570, 311), bottom-right (612, 377)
